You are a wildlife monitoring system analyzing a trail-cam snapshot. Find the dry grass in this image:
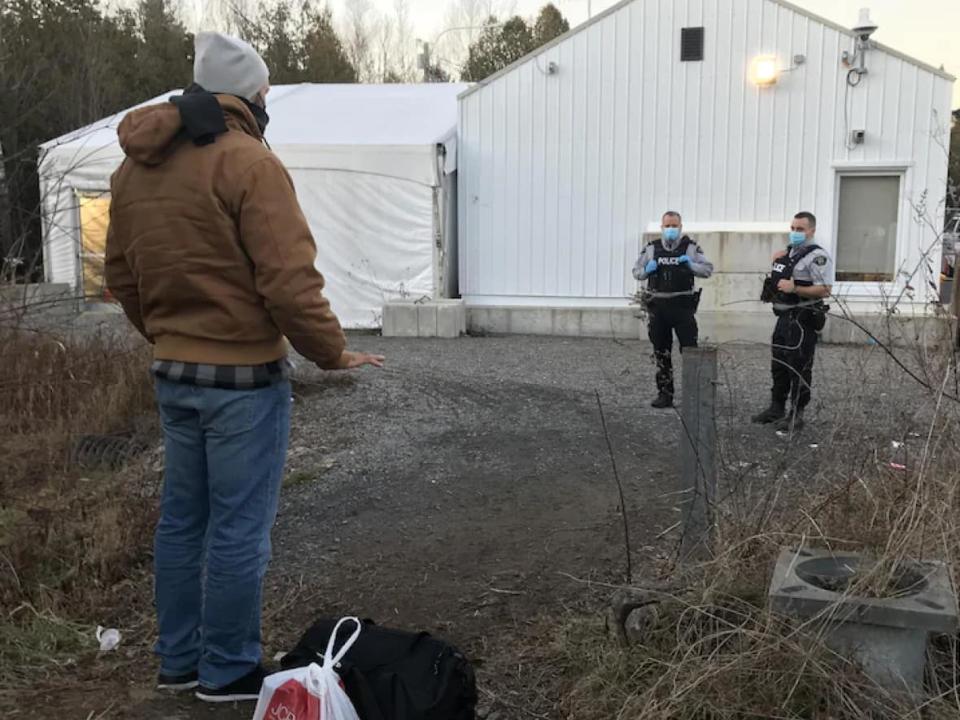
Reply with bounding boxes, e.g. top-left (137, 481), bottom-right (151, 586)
top-left (546, 319), bottom-right (960, 719)
top-left (0, 324), bottom-right (156, 686)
